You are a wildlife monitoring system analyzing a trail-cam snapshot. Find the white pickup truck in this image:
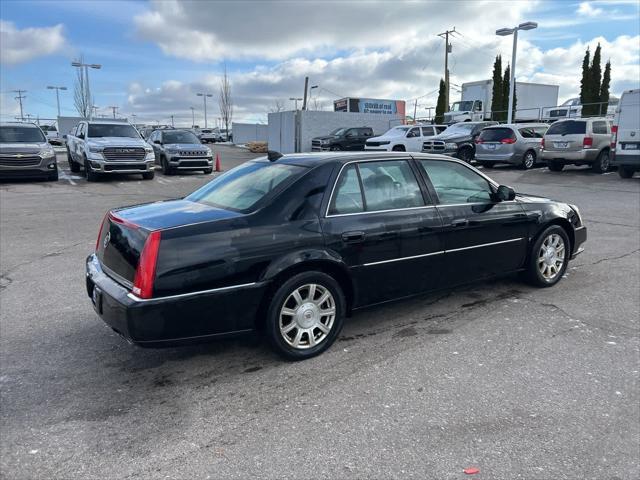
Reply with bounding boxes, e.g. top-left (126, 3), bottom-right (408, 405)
top-left (66, 120), bottom-right (155, 181)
